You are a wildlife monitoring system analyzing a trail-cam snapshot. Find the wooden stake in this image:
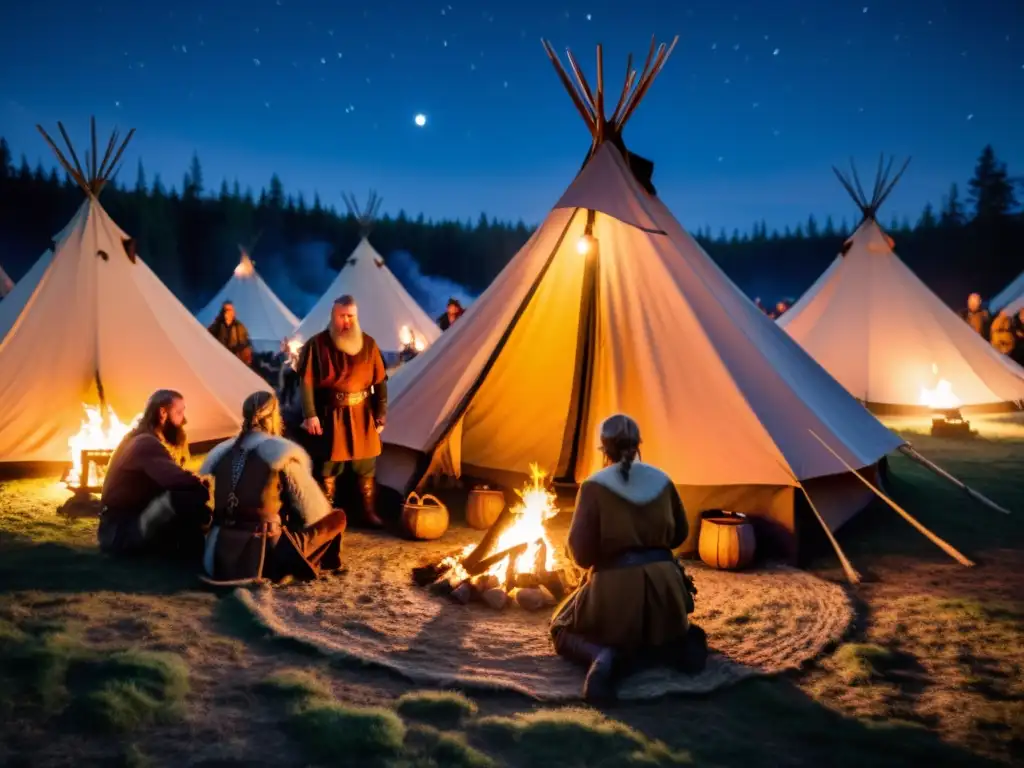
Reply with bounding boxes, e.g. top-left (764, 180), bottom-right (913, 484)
top-left (899, 445), bottom-right (1011, 515)
top-left (798, 483), bottom-right (861, 584)
top-left (808, 430), bottom-right (974, 567)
